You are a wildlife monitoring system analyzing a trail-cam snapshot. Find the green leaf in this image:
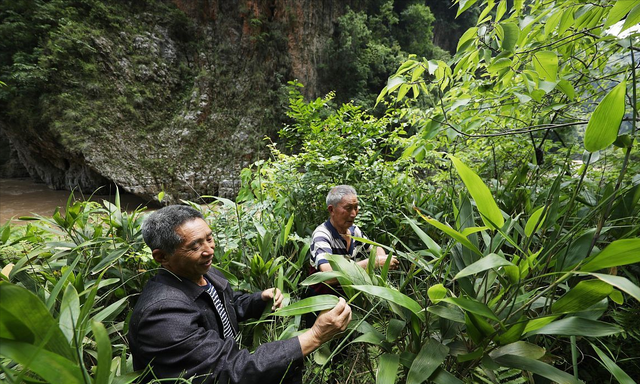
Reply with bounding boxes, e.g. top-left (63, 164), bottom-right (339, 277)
top-left (557, 79), bottom-right (575, 100)
top-left (622, 4), bottom-right (640, 32)
top-left (493, 354), bottom-right (581, 384)
top-left (591, 273), bottom-right (640, 303)
top-left (0, 282), bottom-right (74, 361)
top-left (454, 253), bottom-right (514, 279)
top-left (59, 284), bottom-right (80, 344)
top-left (350, 285), bottom-right (425, 321)
top-left (427, 304), bottom-right (465, 323)
top-left (376, 353), bottom-right (399, 384)
top-left (404, 214), bottom-right (441, 256)
top-left (457, 0), bottom-right (478, 18)
top-left (551, 280), bottom-right (613, 314)
top-left (457, 27), bottom-right (478, 52)
top-left (272, 295), bottom-right (339, 317)
top-left (0, 339), bottom-right (84, 384)
top-left (524, 206), bottom-right (547, 237)
top-left (532, 51), bottom-right (558, 81)
top-left (407, 339), bottom-right (449, 384)
top-left (591, 343), bottom-right (637, 384)
top-left (604, 0), bottom-right (638, 28)
top-left (443, 297), bottom-right (499, 322)
top-left (449, 155), bottom-right (504, 230)
top-left (92, 321), bottom-right (112, 384)
top-left (498, 22), bottom-right (520, 51)
top-left (584, 81), bottom-right (626, 152)
top-left (580, 238), bottom-right (640, 272)
top-left (489, 341), bottom-right (546, 360)
top-left (427, 284), bottom-right (447, 303)
top-left (526, 317), bottom-right (623, 337)
top-left (300, 271), bottom-right (344, 286)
